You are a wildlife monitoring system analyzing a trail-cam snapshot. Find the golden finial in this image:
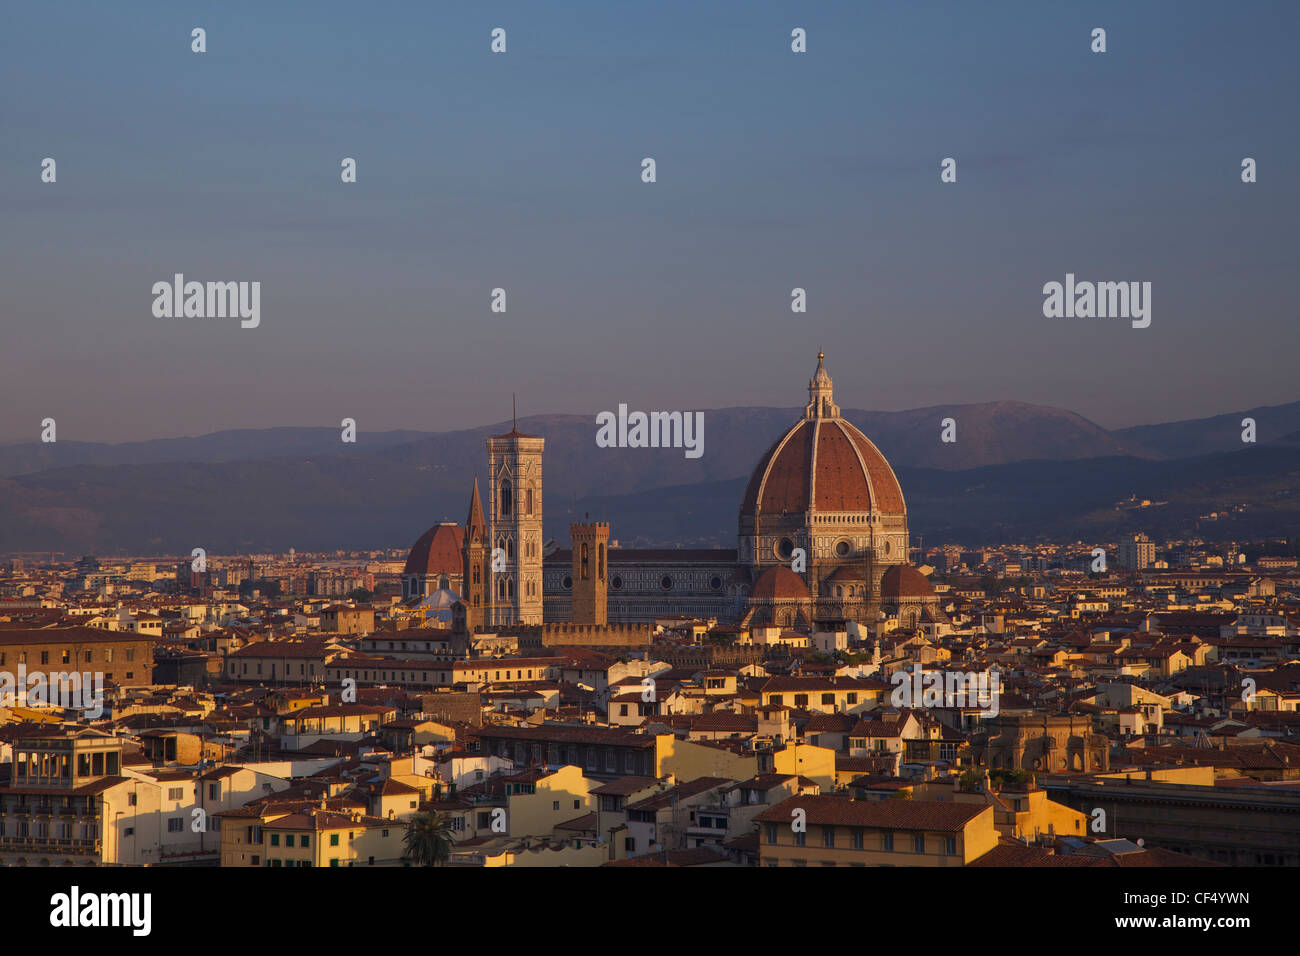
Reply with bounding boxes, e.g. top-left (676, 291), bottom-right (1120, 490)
top-left (818, 351), bottom-right (824, 362)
